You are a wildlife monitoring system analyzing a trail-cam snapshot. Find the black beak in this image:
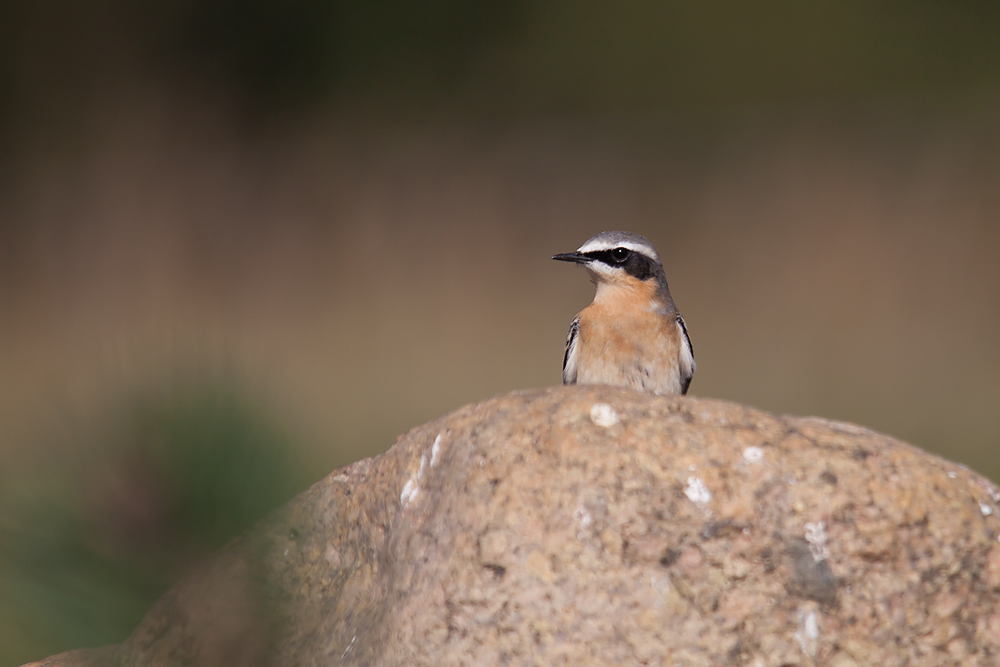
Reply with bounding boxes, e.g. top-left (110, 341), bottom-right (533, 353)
top-left (551, 251), bottom-right (589, 264)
